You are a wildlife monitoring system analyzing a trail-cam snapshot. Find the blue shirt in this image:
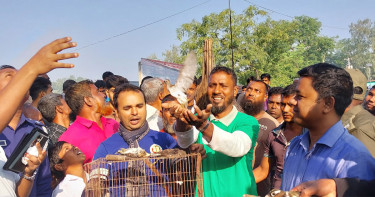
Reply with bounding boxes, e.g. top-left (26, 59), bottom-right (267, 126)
top-left (0, 114), bottom-right (52, 197)
top-left (281, 121), bottom-right (375, 191)
top-left (94, 130), bottom-right (178, 159)
top-left (93, 130), bottom-right (178, 196)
